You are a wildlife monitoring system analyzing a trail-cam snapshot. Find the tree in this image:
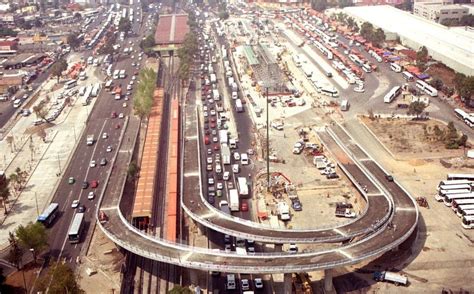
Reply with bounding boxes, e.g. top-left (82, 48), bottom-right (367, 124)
top-left (73, 12), bottom-right (82, 19)
top-left (15, 222), bottom-right (48, 263)
top-left (311, 0), bottom-right (328, 11)
top-left (372, 28), bottom-right (385, 46)
top-left (37, 262), bottom-right (84, 294)
top-left (408, 101), bottom-right (427, 118)
top-left (0, 27), bottom-right (17, 37)
top-left (127, 161), bottom-right (139, 181)
top-left (416, 46), bottom-right (429, 64)
top-left (50, 58), bottom-right (68, 82)
top-left (7, 232), bottom-right (23, 270)
top-left (338, 0), bottom-right (353, 8)
top-left (0, 174), bottom-right (10, 214)
top-left (67, 33), bottom-right (81, 50)
top-left (431, 78), bottom-right (444, 91)
top-left (168, 285), bottom-right (193, 294)
top-left (133, 68), bottom-right (157, 120)
top-left (445, 121), bottom-right (460, 149)
top-left (360, 22), bottom-right (374, 40)
top-left (140, 34), bottom-right (156, 55)
top-left (119, 18), bottom-right (132, 33)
